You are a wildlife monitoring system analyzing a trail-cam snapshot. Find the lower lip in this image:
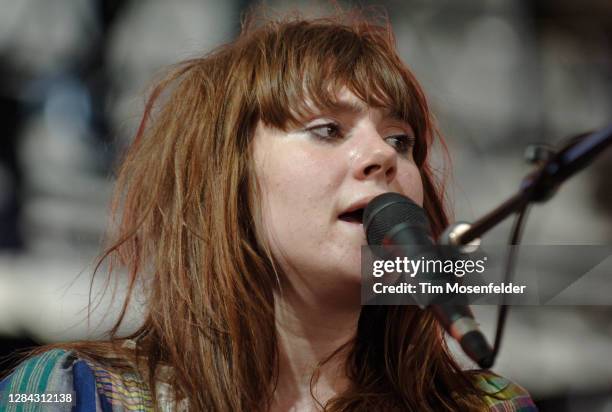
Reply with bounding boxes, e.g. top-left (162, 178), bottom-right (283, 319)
top-left (339, 219), bottom-right (364, 229)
